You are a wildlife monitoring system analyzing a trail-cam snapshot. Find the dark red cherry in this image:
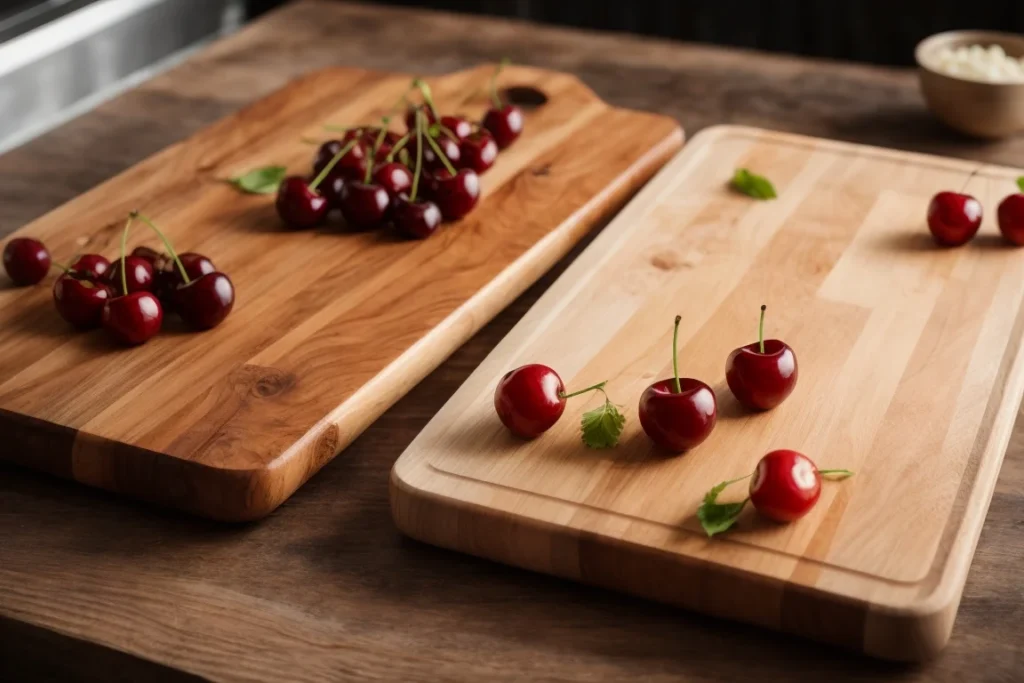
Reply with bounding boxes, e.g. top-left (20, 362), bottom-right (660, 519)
top-left (313, 140), bottom-right (343, 174)
top-left (430, 168), bottom-right (480, 221)
top-left (130, 246), bottom-right (165, 268)
top-left (494, 364), bottom-right (566, 438)
top-left (927, 191), bottom-right (982, 247)
top-left (175, 272), bottom-right (234, 330)
top-left (405, 105), bottom-right (437, 132)
top-left (394, 196), bottom-right (443, 239)
top-left (413, 135), bottom-right (461, 171)
top-left (3, 237), bottom-right (51, 286)
top-left (440, 115), bottom-right (473, 141)
top-left (318, 171), bottom-right (348, 210)
top-left (483, 104), bottom-right (524, 149)
top-left (638, 378), bottom-right (718, 453)
top-left (101, 291), bottom-right (163, 345)
top-left (104, 256), bottom-right (154, 294)
top-left (70, 253), bottom-right (111, 281)
top-left (459, 130), bottom-right (498, 174)
top-left (340, 182), bottom-right (391, 230)
top-left (53, 273), bottom-right (112, 329)
top-left (373, 162), bottom-right (413, 200)
top-left (276, 176), bottom-right (328, 229)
